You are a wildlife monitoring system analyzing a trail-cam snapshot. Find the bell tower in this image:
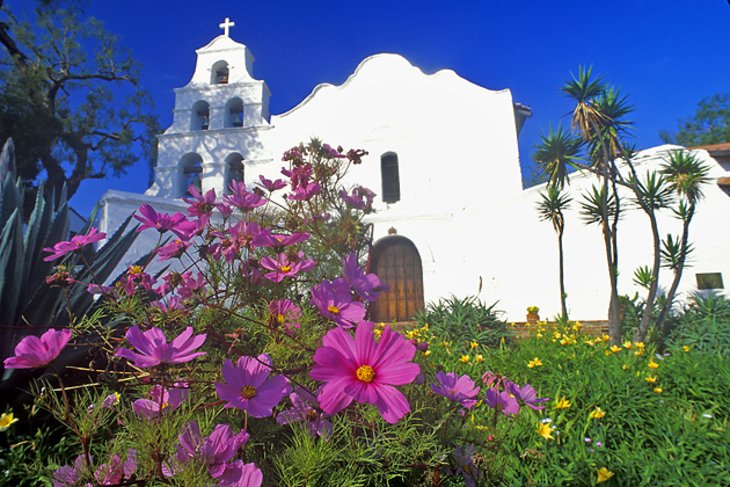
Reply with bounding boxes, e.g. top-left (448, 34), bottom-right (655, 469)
top-left (149, 18), bottom-right (272, 198)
